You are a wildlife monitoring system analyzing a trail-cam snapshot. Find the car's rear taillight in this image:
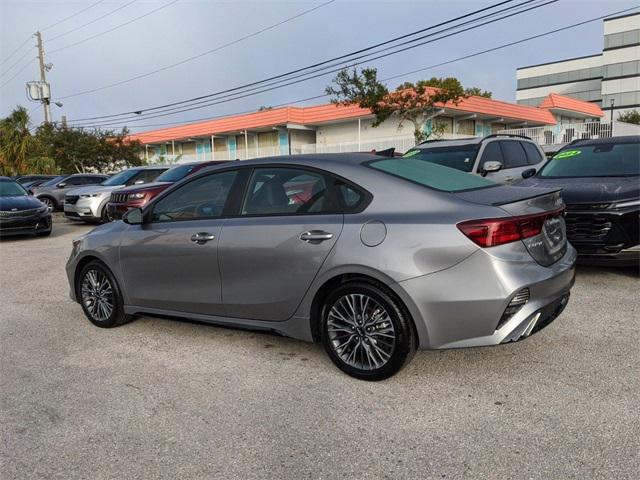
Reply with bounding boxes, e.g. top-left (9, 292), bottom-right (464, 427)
top-left (457, 208), bottom-right (564, 248)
